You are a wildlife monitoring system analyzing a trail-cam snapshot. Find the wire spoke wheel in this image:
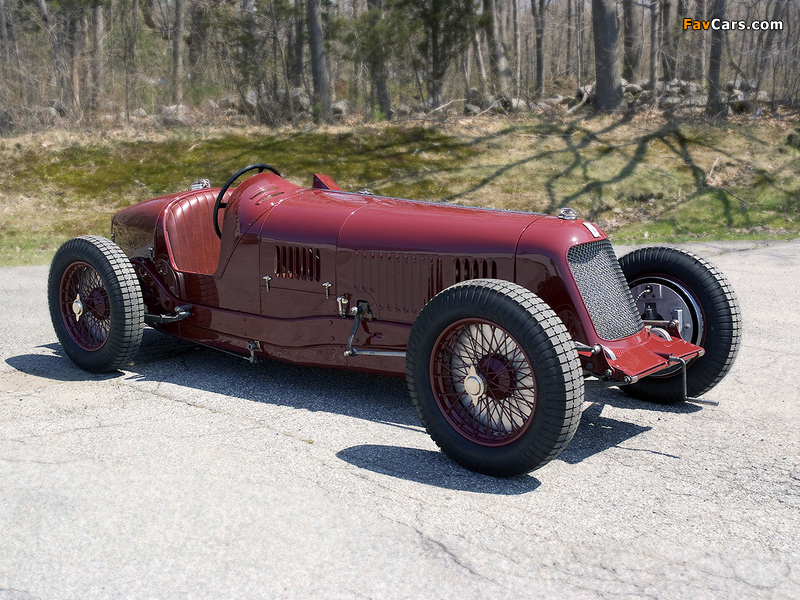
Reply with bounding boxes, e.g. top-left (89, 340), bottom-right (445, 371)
top-left (48, 236), bottom-right (144, 373)
top-left (406, 279), bottom-right (583, 477)
top-left (59, 261), bottom-right (112, 351)
top-left (431, 319), bottom-right (536, 446)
